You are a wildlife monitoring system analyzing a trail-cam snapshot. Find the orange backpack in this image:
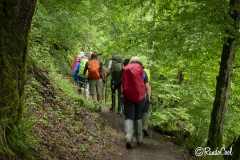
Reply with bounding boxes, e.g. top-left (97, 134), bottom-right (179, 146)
top-left (87, 60), bottom-right (100, 80)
